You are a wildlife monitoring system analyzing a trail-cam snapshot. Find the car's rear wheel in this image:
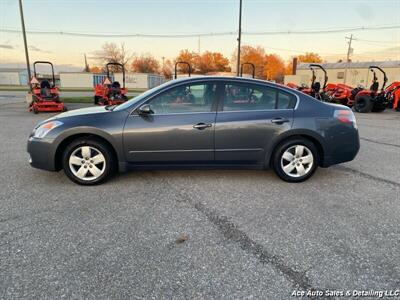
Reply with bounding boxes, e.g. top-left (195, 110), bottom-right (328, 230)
top-left (62, 137), bottom-right (115, 185)
top-left (272, 138), bottom-right (319, 182)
